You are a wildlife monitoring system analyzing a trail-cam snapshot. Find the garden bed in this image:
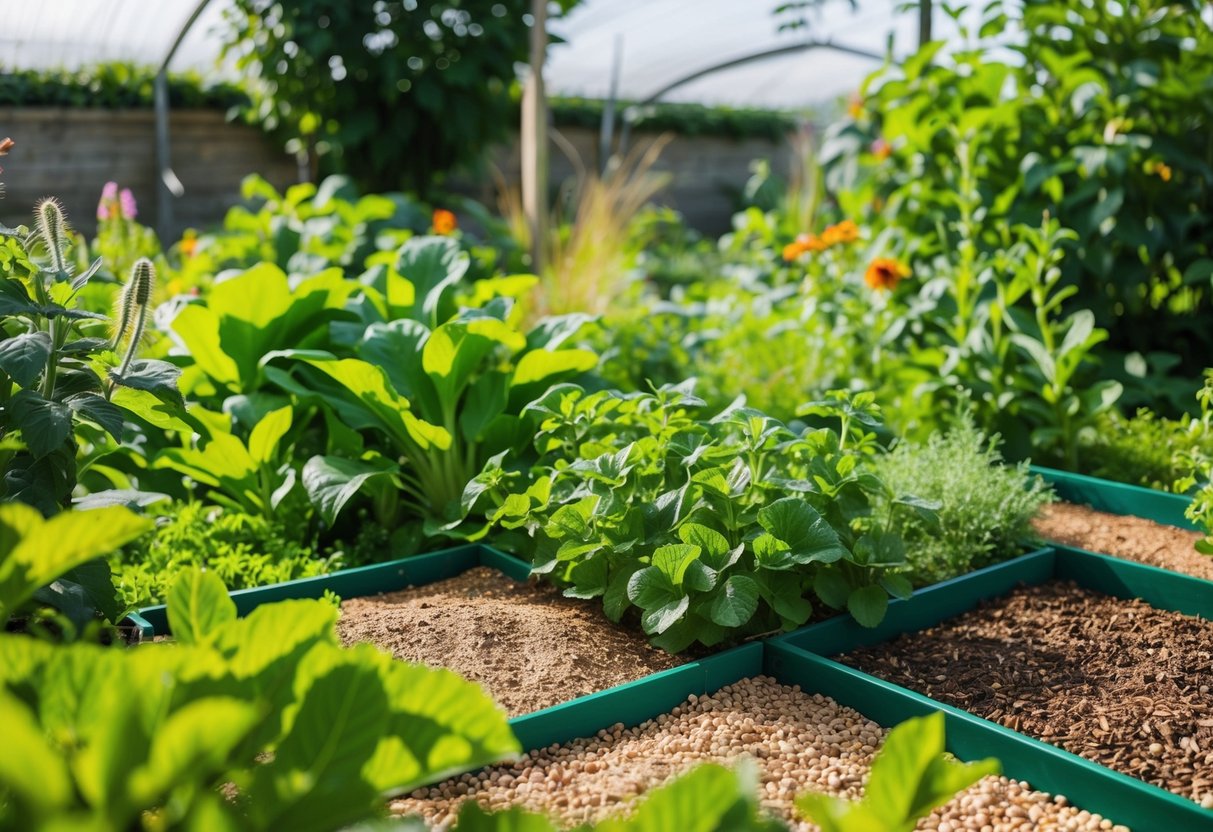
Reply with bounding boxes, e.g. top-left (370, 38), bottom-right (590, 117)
top-left (840, 581), bottom-right (1213, 807)
top-left (336, 566), bottom-right (684, 715)
top-left (1033, 502), bottom-right (1213, 582)
top-left (391, 676), bottom-right (1126, 831)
